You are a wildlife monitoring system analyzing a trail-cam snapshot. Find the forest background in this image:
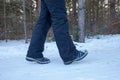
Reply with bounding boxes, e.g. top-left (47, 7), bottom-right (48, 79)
top-left (0, 0), bottom-right (120, 42)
